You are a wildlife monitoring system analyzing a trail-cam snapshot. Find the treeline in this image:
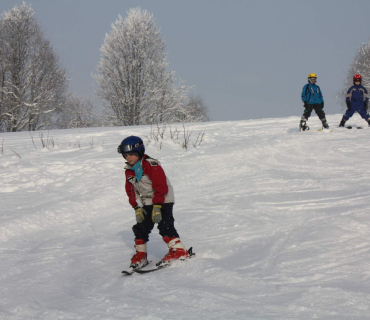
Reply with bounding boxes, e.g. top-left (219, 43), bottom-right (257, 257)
top-left (0, 3), bottom-right (209, 132)
top-left (340, 42), bottom-right (370, 108)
